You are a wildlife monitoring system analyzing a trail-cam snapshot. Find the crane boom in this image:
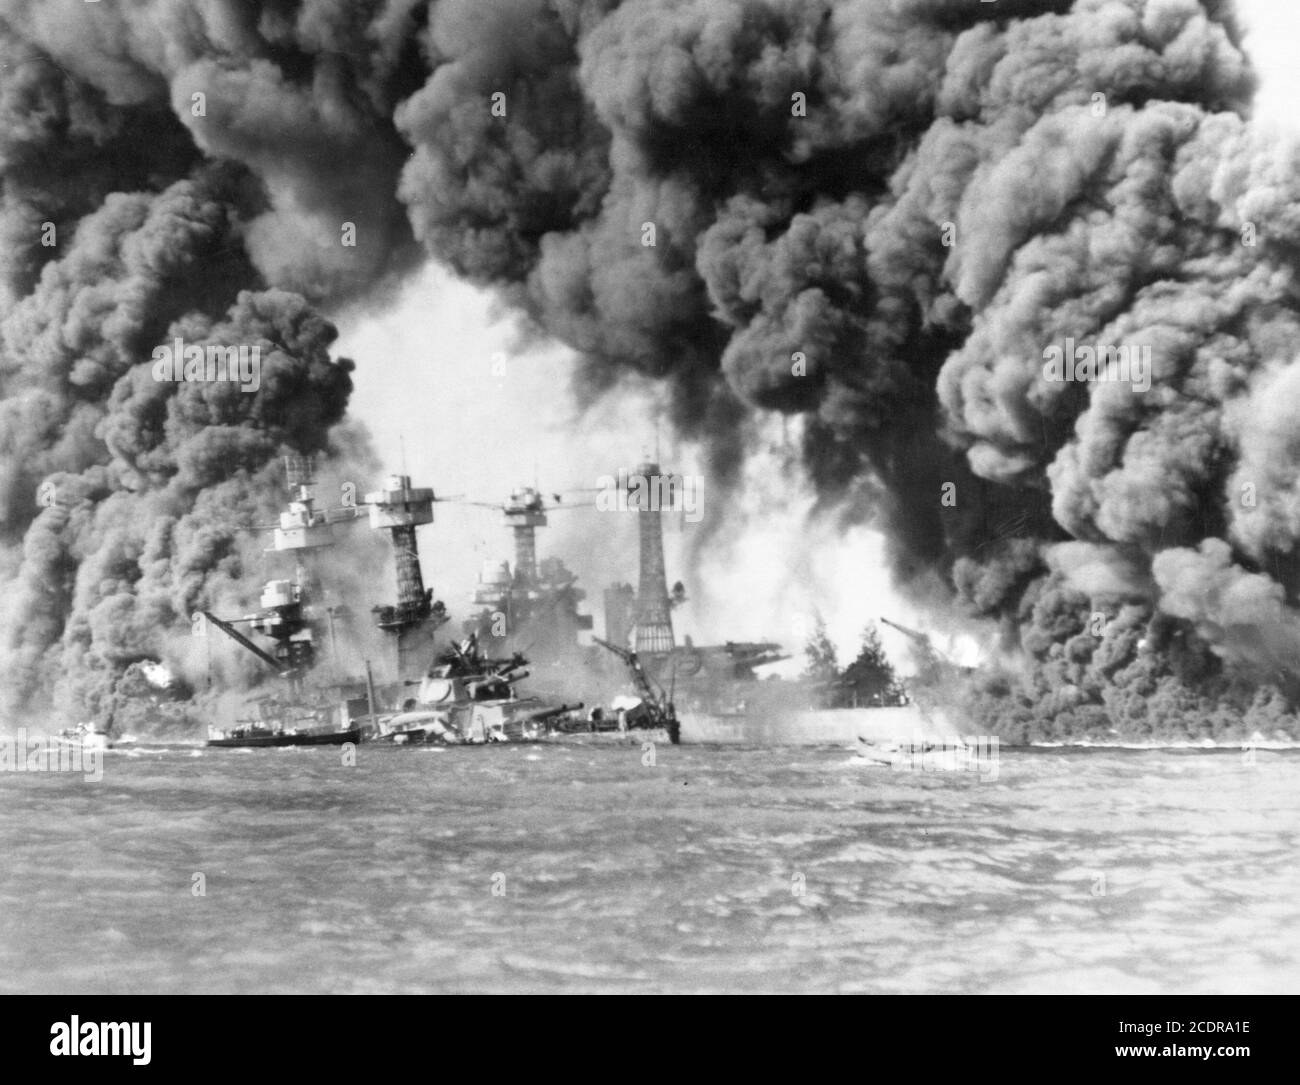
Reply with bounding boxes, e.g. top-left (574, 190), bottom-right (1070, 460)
top-left (880, 617), bottom-right (948, 666)
top-left (593, 637), bottom-right (680, 742)
top-left (593, 636), bottom-right (661, 702)
top-left (202, 611), bottom-right (291, 675)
